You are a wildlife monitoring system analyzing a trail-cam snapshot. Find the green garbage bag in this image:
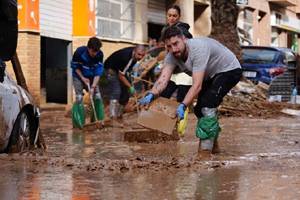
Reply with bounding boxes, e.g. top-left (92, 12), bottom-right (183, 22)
top-left (72, 103), bottom-right (85, 129)
top-left (195, 116), bottom-right (221, 140)
top-left (91, 99), bottom-right (105, 122)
